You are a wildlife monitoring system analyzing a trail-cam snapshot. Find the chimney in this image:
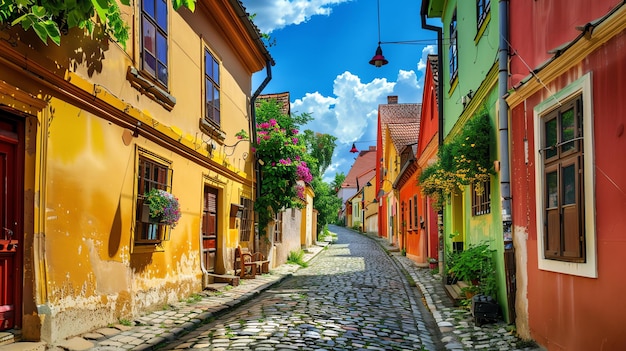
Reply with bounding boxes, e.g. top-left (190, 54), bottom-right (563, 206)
top-left (387, 95), bottom-right (398, 104)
